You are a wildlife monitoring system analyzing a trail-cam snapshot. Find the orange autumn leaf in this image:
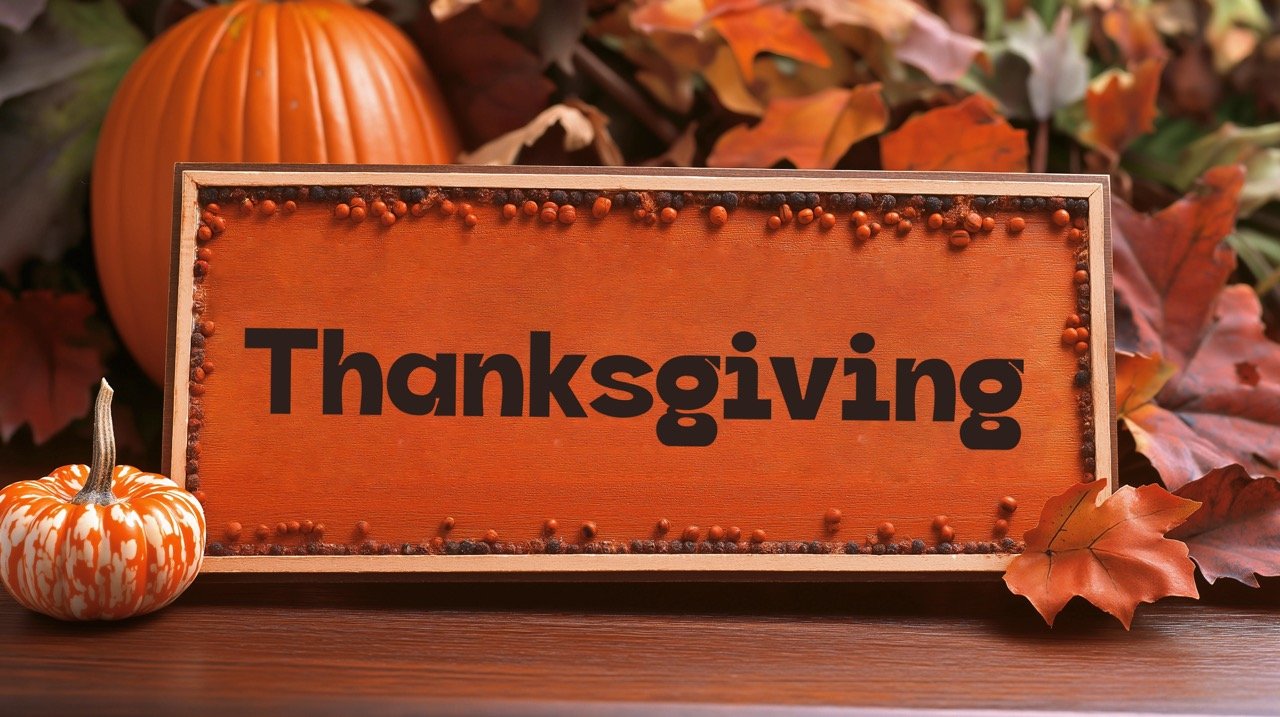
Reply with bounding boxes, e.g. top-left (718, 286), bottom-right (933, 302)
top-left (880, 95), bottom-right (1028, 172)
top-left (708, 1), bottom-right (830, 81)
top-left (1170, 464), bottom-right (1280, 587)
top-left (707, 85), bottom-right (886, 169)
top-left (629, 0), bottom-right (830, 81)
top-left (1004, 480), bottom-right (1200, 629)
top-left (1081, 58), bottom-right (1165, 160)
